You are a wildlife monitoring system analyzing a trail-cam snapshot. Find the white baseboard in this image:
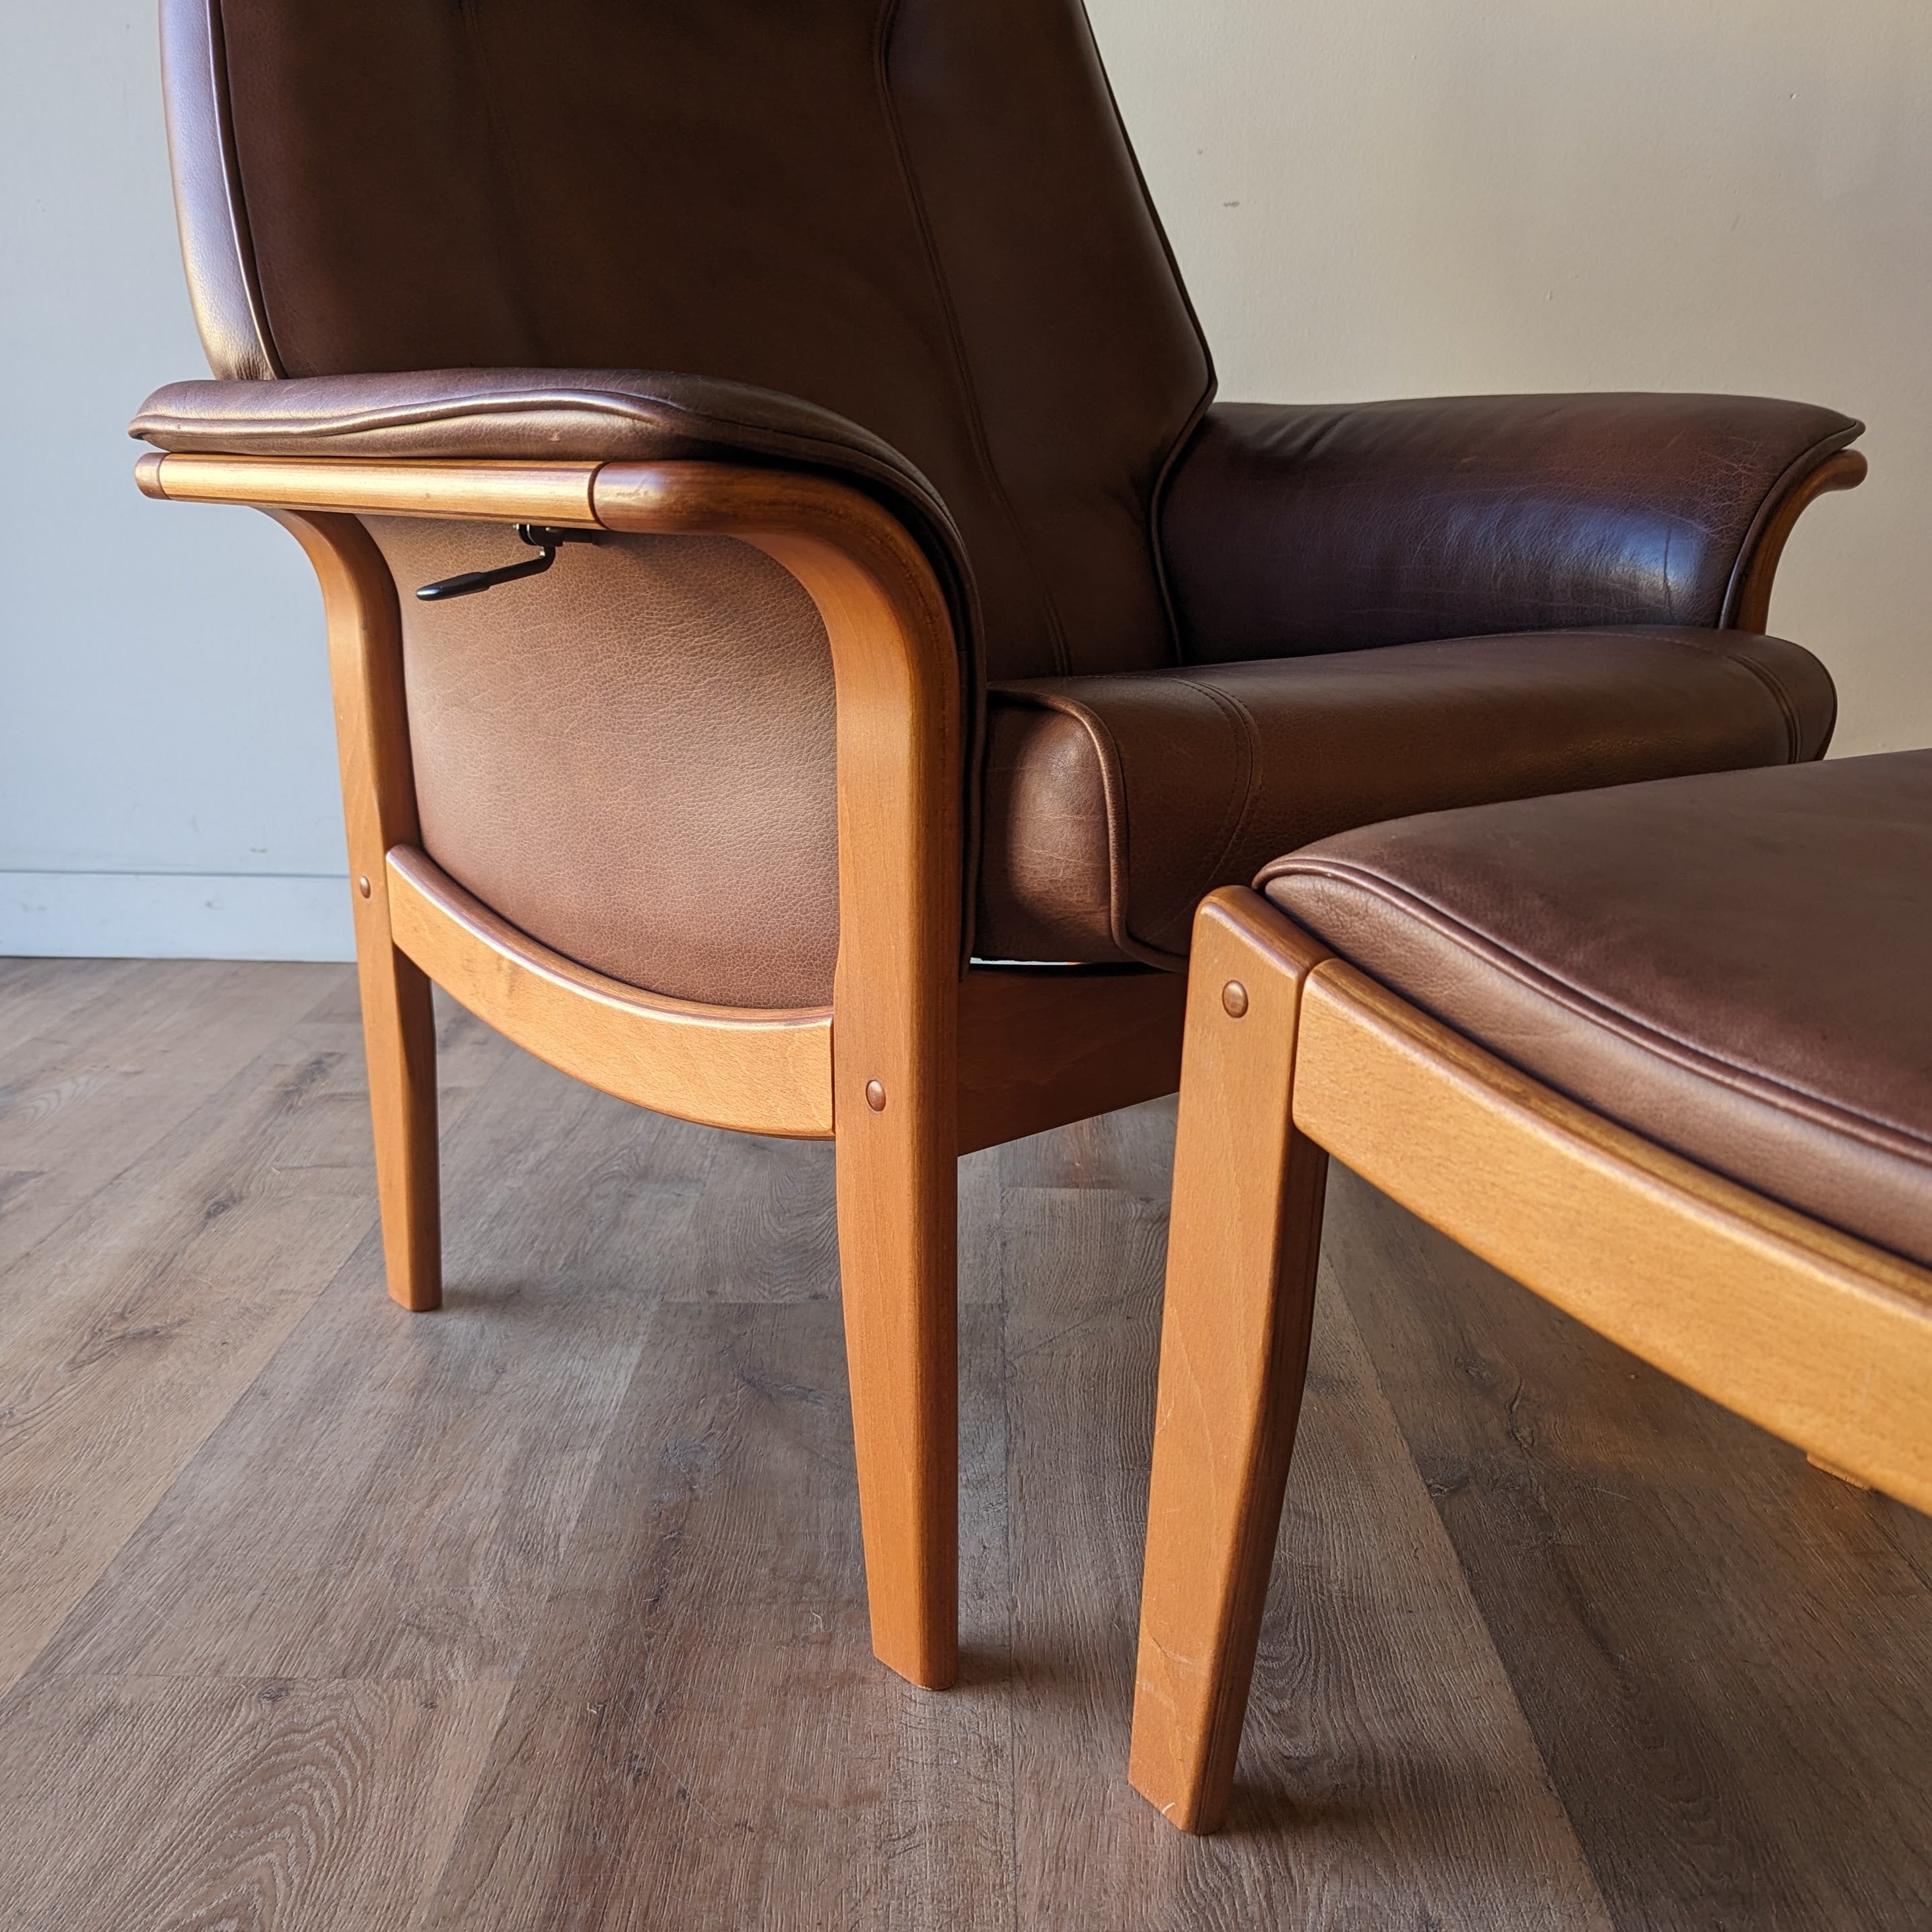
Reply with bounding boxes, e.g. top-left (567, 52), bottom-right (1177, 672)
top-left (0, 871), bottom-right (356, 962)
